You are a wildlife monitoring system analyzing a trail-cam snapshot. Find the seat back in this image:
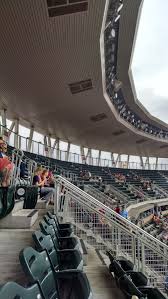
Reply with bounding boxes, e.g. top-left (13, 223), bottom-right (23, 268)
top-left (32, 231), bottom-right (59, 270)
top-left (43, 215), bottom-right (57, 230)
top-left (139, 286), bottom-right (167, 299)
top-left (118, 274), bottom-right (143, 298)
top-left (0, 186), bottom-right (15, 219)
top-left (19, 247), bottom-right (59, 299)
top-left (0, 281), bottom-right (42, 299)
top-left (47, 211), bottom-right (60, 228)
top-left (109, 260), bottom-right (125, 278)
top-left (39, 220), bottom-right (59, 249)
